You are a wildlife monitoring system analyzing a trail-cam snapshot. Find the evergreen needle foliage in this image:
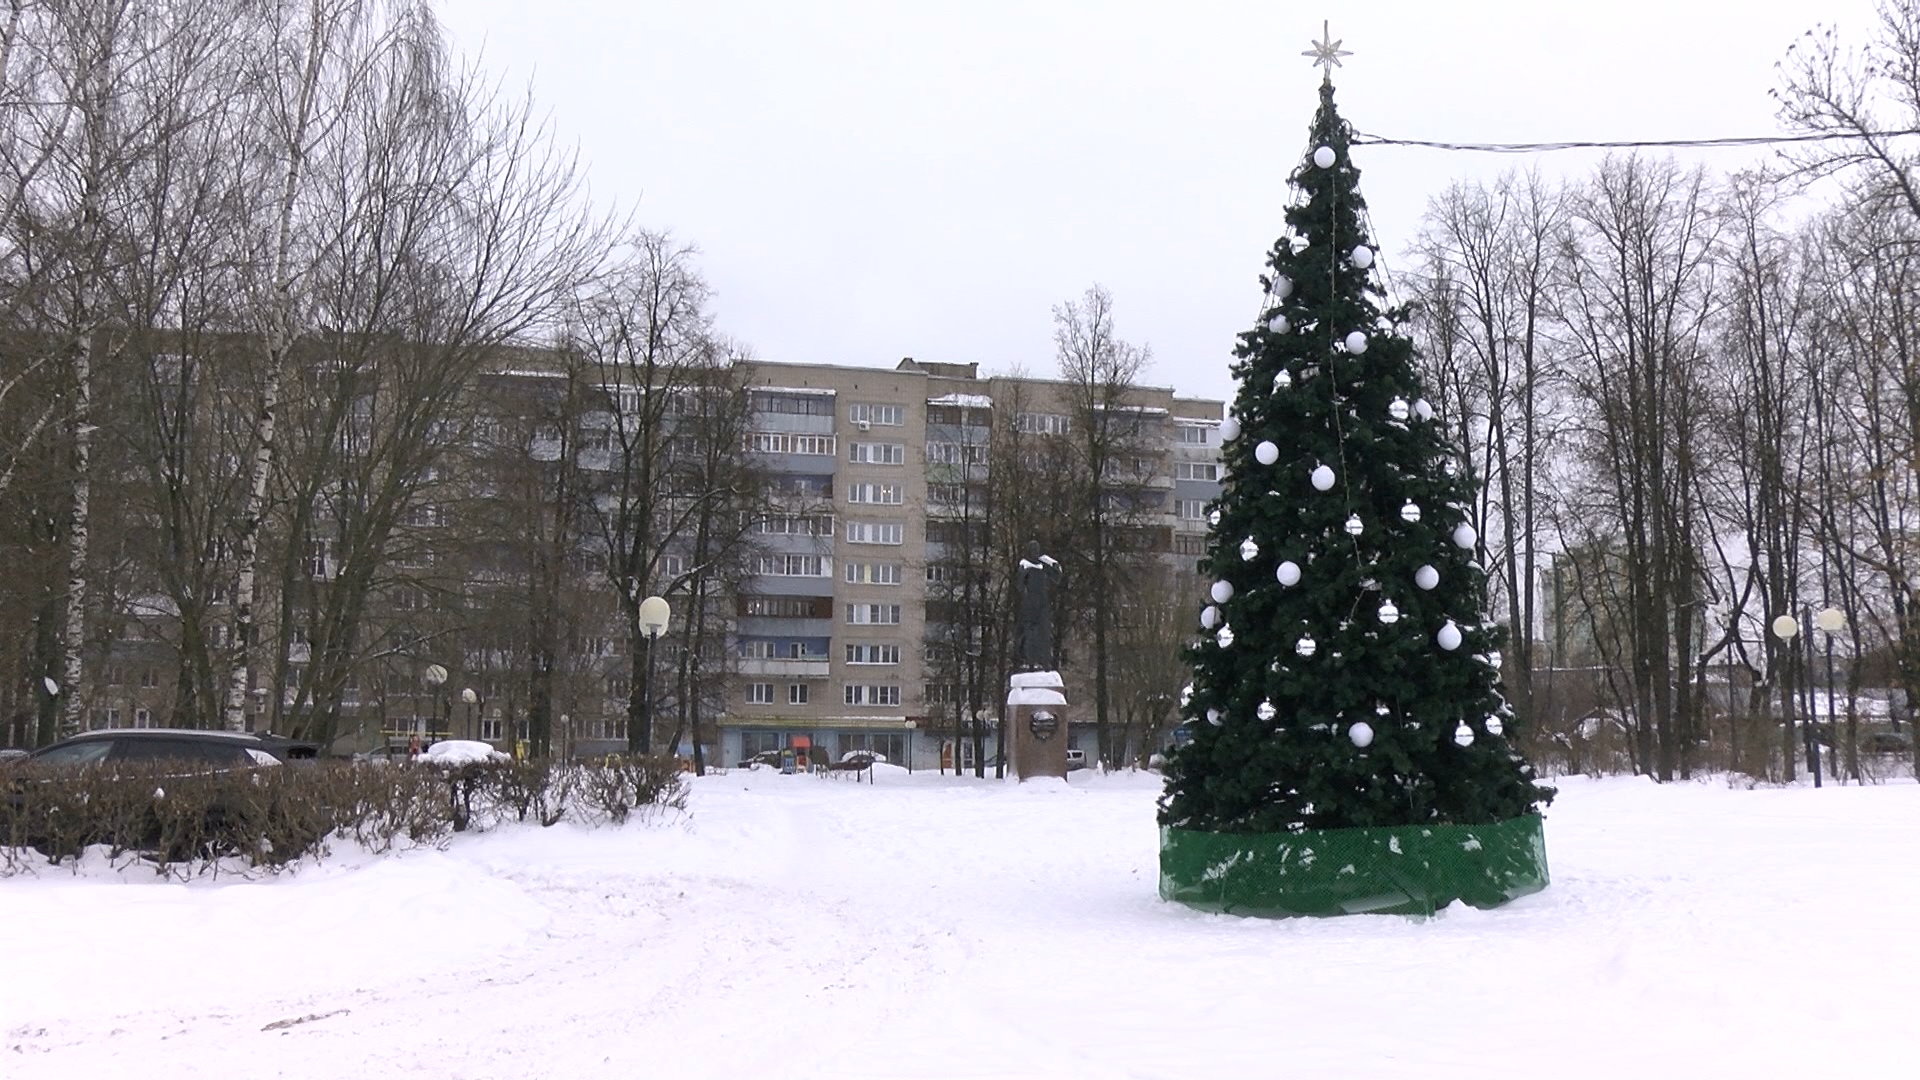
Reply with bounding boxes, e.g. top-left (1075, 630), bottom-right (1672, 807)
top-left (1159, 83), bottom-right (1553, 833)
